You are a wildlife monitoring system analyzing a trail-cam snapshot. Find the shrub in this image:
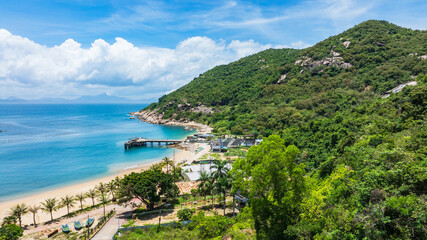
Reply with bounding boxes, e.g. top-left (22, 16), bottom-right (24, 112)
top-left (177, 208), bottom-right (195, 221)
top-left (198, 215), bottom-right (233, 239)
